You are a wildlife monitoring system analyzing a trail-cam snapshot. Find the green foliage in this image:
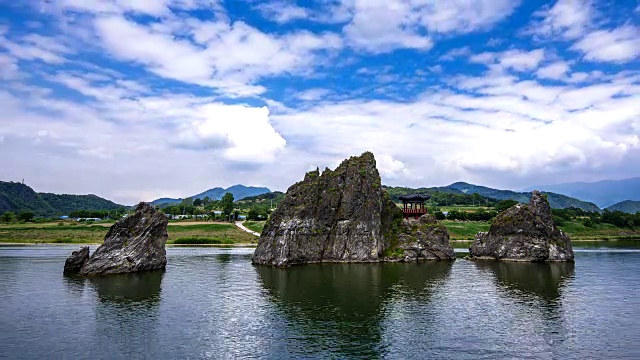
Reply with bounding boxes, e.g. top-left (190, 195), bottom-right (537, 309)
top-left (247, 208), bottom-right (260, 221)
top-left (1, 211), bottom-right (16, 222)
top-left (244, 221), bottom-right (266, 233)
top-left (17, 212), bottom-right (34, 222)
top-left (193, 198), bottom-right (203, 206)
top-left (494, 200), bottom-right (519, 212)
top-left (434, 210), bottom-right (446, 220)
top-left (0, 181), bottom-right (122, 217)
top-left (68, 208), bottom-right (126, 219)
top-left (221, 192), bottom-right (235, 216)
